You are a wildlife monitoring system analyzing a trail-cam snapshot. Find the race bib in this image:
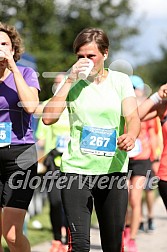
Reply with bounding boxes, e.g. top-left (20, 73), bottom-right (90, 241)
top-left (56, 135), bottom-right (70, 153)
top-left (80, 126), bottom-right (116, 156)
top-left (0, 122), bottom-right (12, 147)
